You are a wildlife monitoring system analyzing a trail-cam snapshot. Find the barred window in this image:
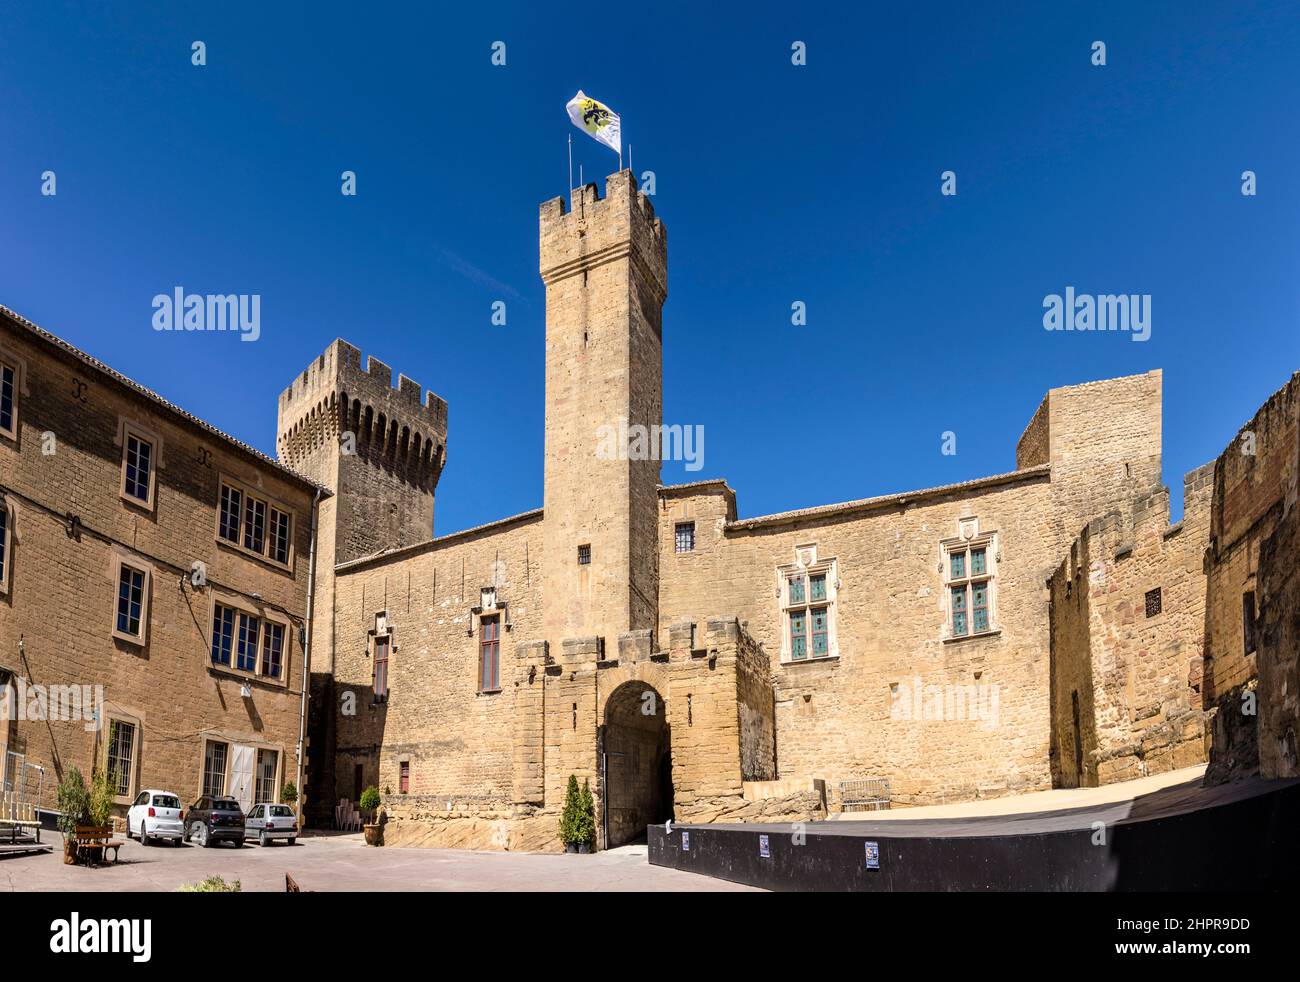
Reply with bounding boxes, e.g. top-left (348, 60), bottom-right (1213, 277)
top-left (107, 719), bottom-right (136, 797)
top-left (1145, 588), bottom-right (1162, 618)
top-left (578, 544), bottom-right (591, 565)
top-left (1243, 591), bottom-right (1256, 654)
top-left (675, 522), bottom-right (695, 553)
top-left (203, 740), bottom-right (228, 798)
top-left (255, 749), bottom-right (279, 804)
